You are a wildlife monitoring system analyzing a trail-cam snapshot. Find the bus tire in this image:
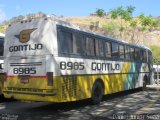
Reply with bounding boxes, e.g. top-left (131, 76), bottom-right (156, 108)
top-left (91, 80), bottom-right (104, 104)
top-left (142, 76), bottom-right (147, 91)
